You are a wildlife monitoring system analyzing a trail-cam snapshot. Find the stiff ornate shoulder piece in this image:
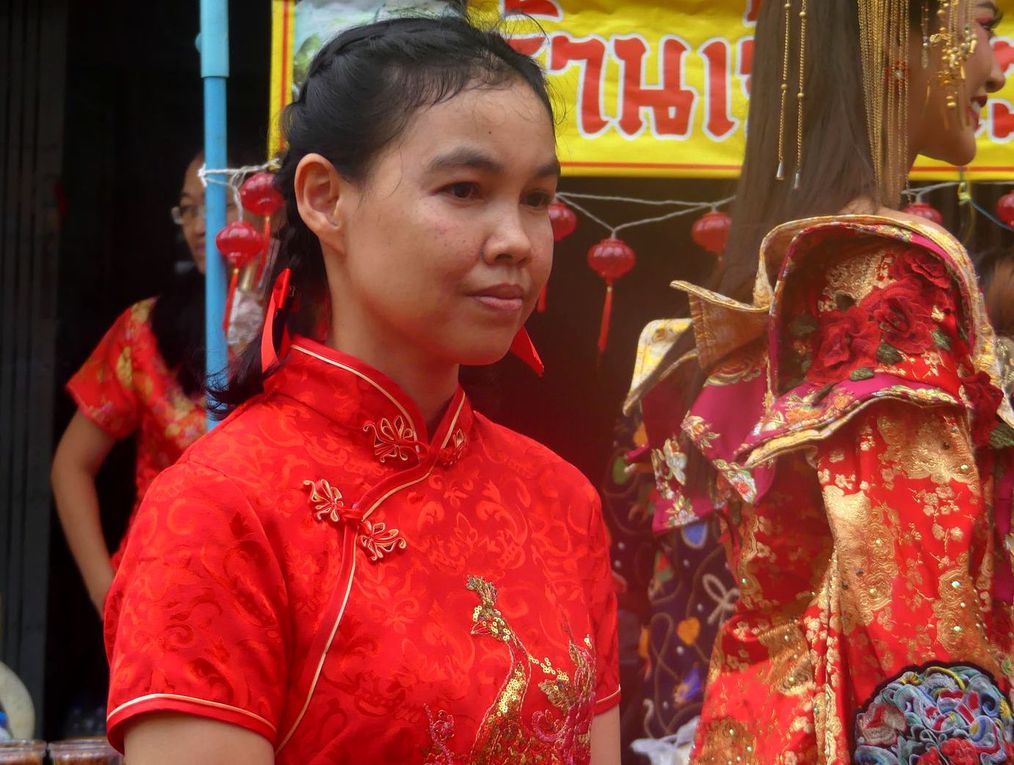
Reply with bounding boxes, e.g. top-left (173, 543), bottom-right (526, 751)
top-left (622, 318), bottom-right (691, 415)
top-left (740, 214), bottom-right (1013, 470)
